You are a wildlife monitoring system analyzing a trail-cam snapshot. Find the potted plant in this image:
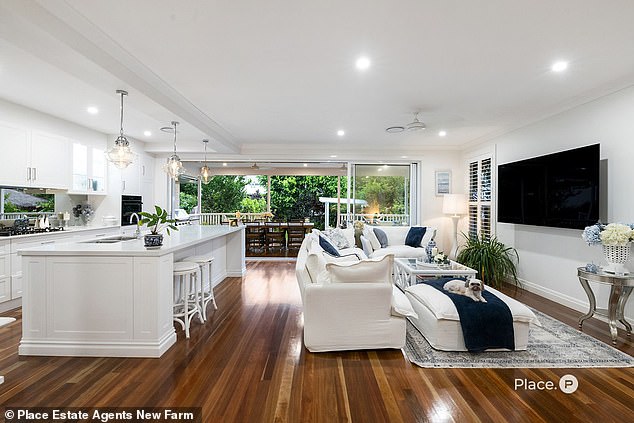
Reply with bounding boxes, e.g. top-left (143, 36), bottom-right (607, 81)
top-left (456, 233), bottom-right (520, 290)
top-left (138, 206), bottom-right (178, 248)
